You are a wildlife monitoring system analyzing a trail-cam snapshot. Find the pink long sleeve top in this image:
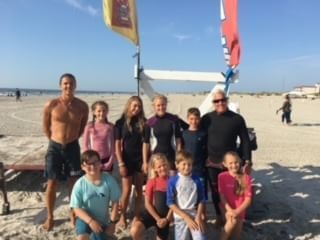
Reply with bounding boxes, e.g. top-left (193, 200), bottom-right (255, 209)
top-left (82, 122), bottom-right (115, 163)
